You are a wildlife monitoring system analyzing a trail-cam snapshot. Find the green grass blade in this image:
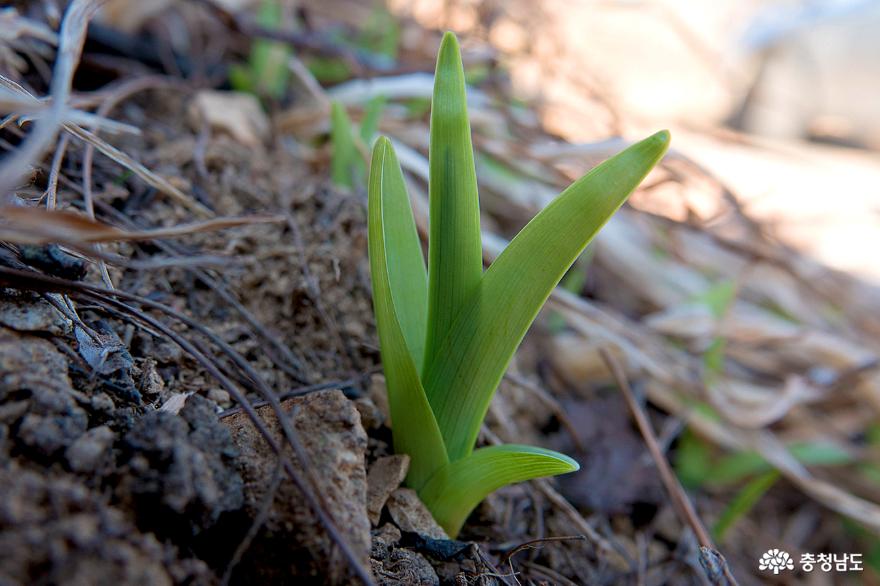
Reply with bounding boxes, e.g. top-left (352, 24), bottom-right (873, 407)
top-left (359, 95), bottom-right (387, 143)
top-left (368, 137), bottom-right (447, 487)
top-left (424, 32), bottom-right (483, 374)
top-left (251, 0), bottom-right (291, 99)
top-left (424, 131), bottom-right (670, 459)
top-left (707, 440), bottom-right (853, 487)
top-left (712, 470), bottom-right (779, 542)
top-left (419, 444), bottom-right (579, 537)
top-left (330, 101), bottom-right (359, 189)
